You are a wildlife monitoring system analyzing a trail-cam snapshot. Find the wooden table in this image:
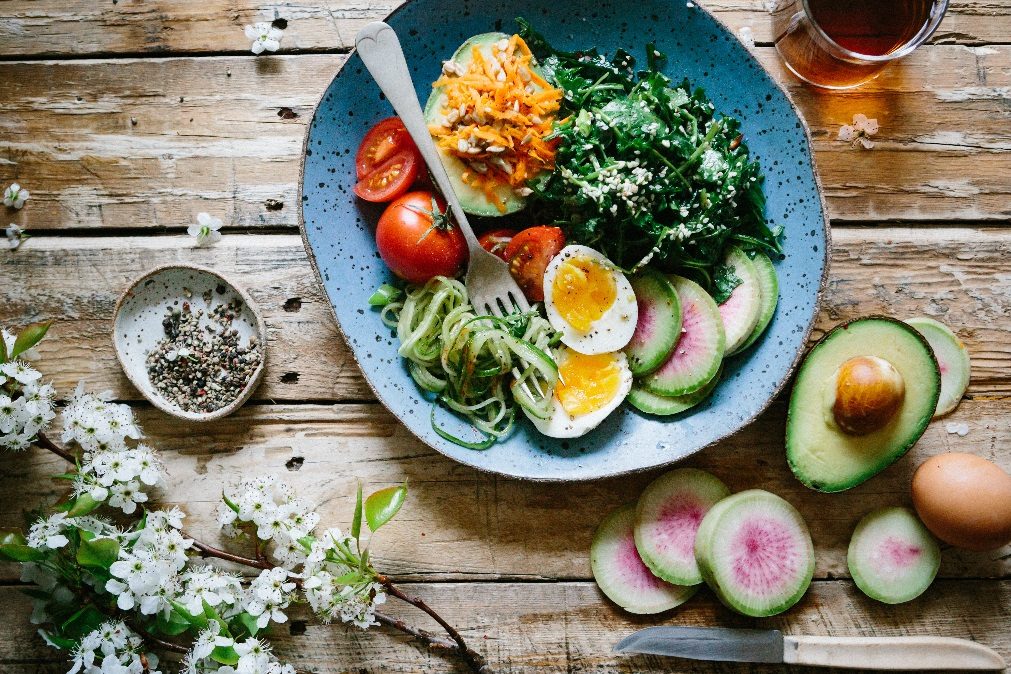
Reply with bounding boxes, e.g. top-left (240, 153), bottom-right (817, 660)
top-left (1, 1), bottom-right (1009, 671)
